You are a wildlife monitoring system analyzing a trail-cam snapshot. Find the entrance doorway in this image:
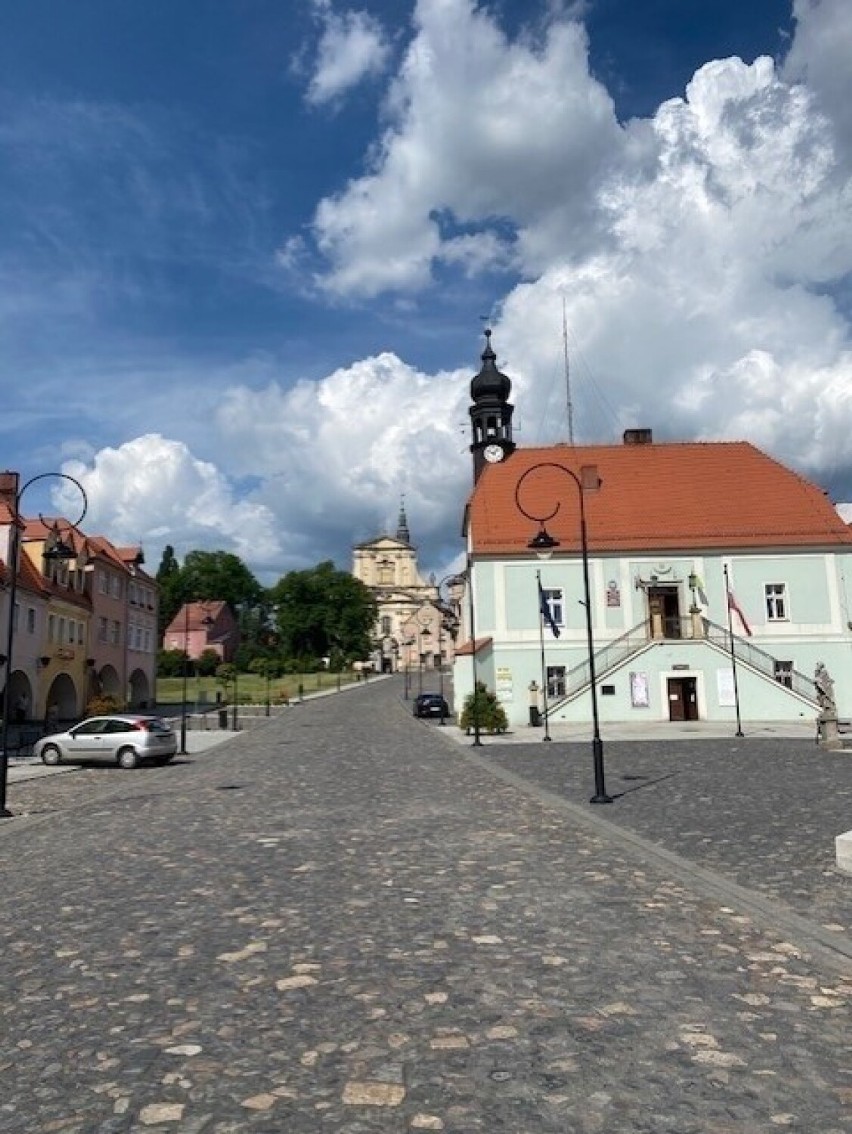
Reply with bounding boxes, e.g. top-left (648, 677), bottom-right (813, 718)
top-left (667, 676), bottom-right (698, 721)
top-left (648, 586), bottom-right (682, 638)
